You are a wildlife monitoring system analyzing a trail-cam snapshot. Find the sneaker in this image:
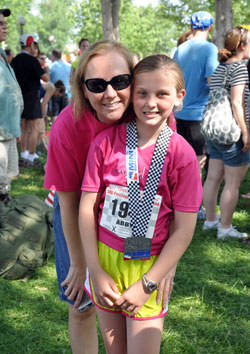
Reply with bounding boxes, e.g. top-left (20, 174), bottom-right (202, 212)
top-left (20, 150), bottom-right (29, 159)
top-left (202, 220), bottom-right (220, 231)
top-left (27, 153), bottom-right (39, 162)
top-left (217, 225), bottom-right (248, 240)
